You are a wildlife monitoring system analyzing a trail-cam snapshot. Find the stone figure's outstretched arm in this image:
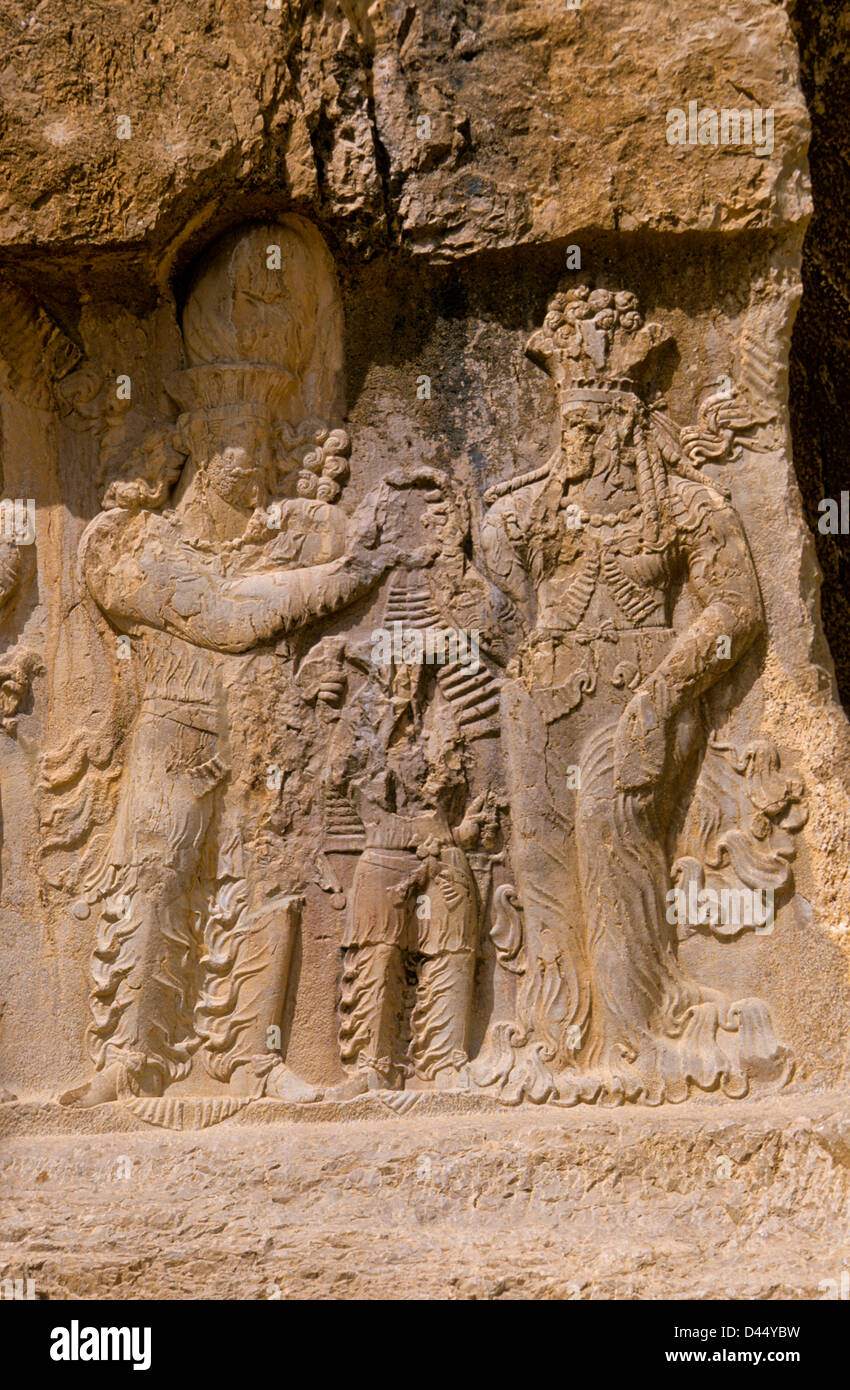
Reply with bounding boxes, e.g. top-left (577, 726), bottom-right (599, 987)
top-left (81, 511), bottom-right (395, 654)
top-left (226, 546), bottom-right (395, 641)
top-left (645, 482), bottom-right (763, 720)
